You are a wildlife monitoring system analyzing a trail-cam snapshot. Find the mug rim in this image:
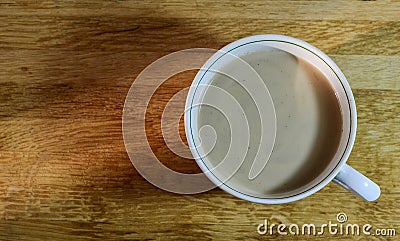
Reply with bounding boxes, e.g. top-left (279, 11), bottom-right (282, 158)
top-left (184, 34), bottom-right (357, 204)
